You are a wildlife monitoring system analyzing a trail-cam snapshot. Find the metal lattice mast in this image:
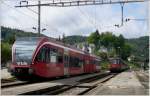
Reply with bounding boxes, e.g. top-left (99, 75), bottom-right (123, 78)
top-left (15, 0), bottom-right (145, 36)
